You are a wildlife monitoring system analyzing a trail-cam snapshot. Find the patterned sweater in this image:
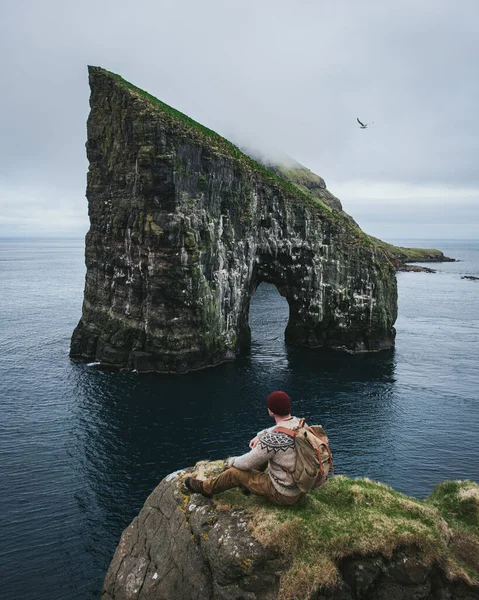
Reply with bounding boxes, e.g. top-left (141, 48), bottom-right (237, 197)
top-left (229, 417), bottom-right (301, 497)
